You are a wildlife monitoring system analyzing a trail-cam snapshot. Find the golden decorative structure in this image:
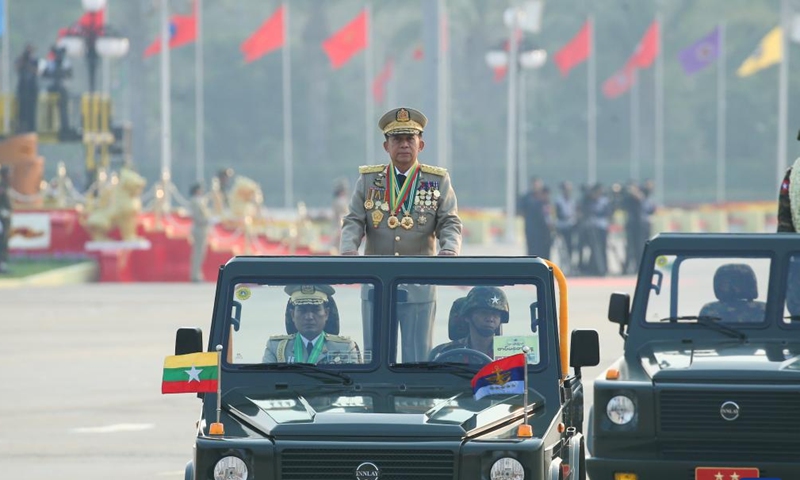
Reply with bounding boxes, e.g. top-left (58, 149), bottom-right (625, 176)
top-left (84, 168), bottom-right (147, 241)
